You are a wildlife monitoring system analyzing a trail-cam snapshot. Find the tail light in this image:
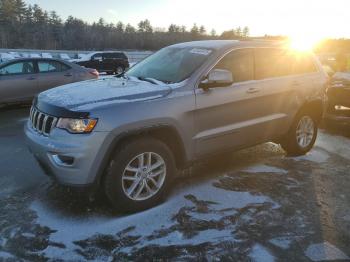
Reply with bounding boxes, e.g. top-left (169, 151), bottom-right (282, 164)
top-left (89, 69), bottom-right (99, 78)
